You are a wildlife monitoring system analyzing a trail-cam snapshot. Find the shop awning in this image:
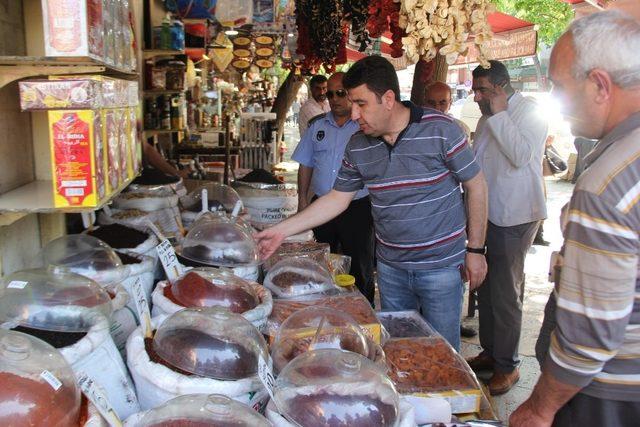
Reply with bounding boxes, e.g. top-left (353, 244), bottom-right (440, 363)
top-left (454, 12), bottom-right (537, 65)
top-left (346, 11), bottom-right (537, 67)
